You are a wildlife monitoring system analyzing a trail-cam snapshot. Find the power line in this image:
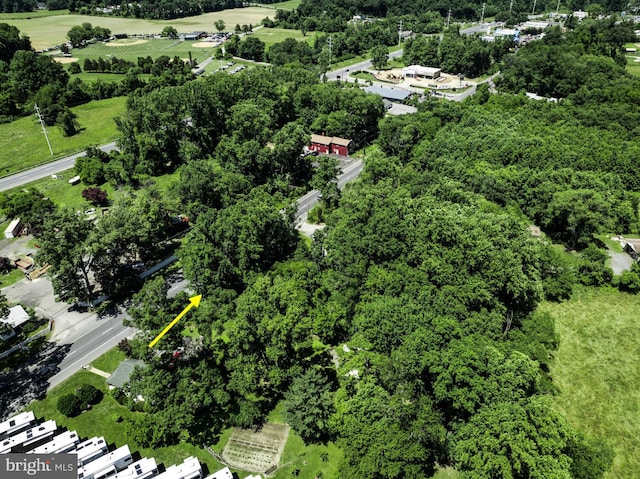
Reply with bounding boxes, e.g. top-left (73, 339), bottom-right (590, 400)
top-left (34, 103), bottom-right (53, 157)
